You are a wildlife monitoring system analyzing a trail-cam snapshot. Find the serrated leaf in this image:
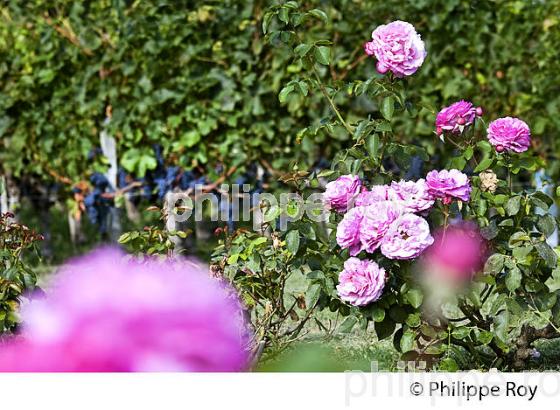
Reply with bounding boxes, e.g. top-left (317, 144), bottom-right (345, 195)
top-left (314, 46), bottom-right (330, 65)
